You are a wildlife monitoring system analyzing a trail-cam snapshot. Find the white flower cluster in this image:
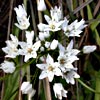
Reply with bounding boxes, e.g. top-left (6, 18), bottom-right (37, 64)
top-left (36, 5), bottom-right (96, 100)
top-left (2, 31), bottom-right (41, 62)
top-left (0, 3), bottom-right (97, 100)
